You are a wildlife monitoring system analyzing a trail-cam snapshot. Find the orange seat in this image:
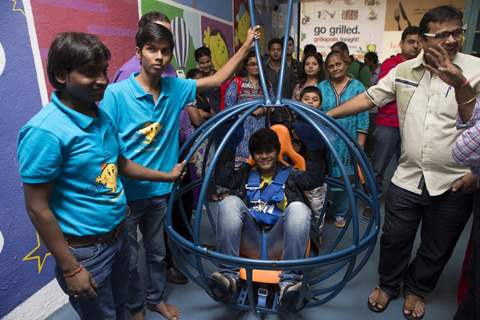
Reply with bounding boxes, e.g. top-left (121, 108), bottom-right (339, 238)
top-left (239, 240), bottom-right (311, 284)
